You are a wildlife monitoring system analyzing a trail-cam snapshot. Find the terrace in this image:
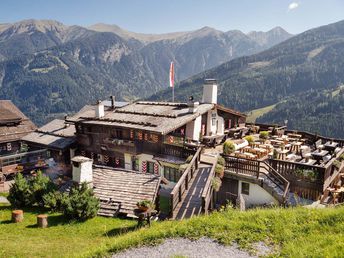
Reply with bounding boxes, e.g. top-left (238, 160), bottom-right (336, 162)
top-left (221, 123), bottom-right (344, 204)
